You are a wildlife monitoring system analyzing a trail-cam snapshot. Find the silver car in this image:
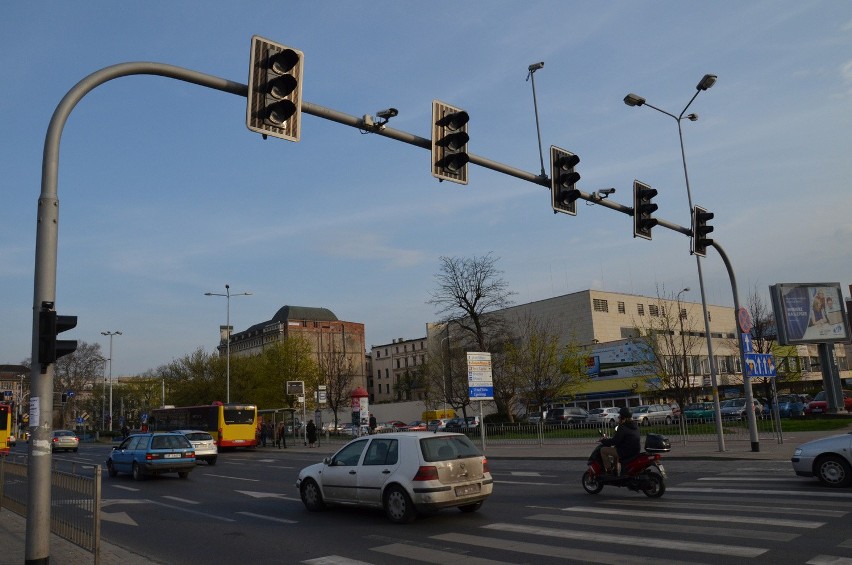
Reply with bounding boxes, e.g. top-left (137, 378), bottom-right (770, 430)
top-left (791, 432), bottom-right (852, 487)
top-left (586, 407), bottom-right (622, 427)
top-left (176, 430), bottom-right (218, 465)
top-left (296, 431), bottom-right (493, 523)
